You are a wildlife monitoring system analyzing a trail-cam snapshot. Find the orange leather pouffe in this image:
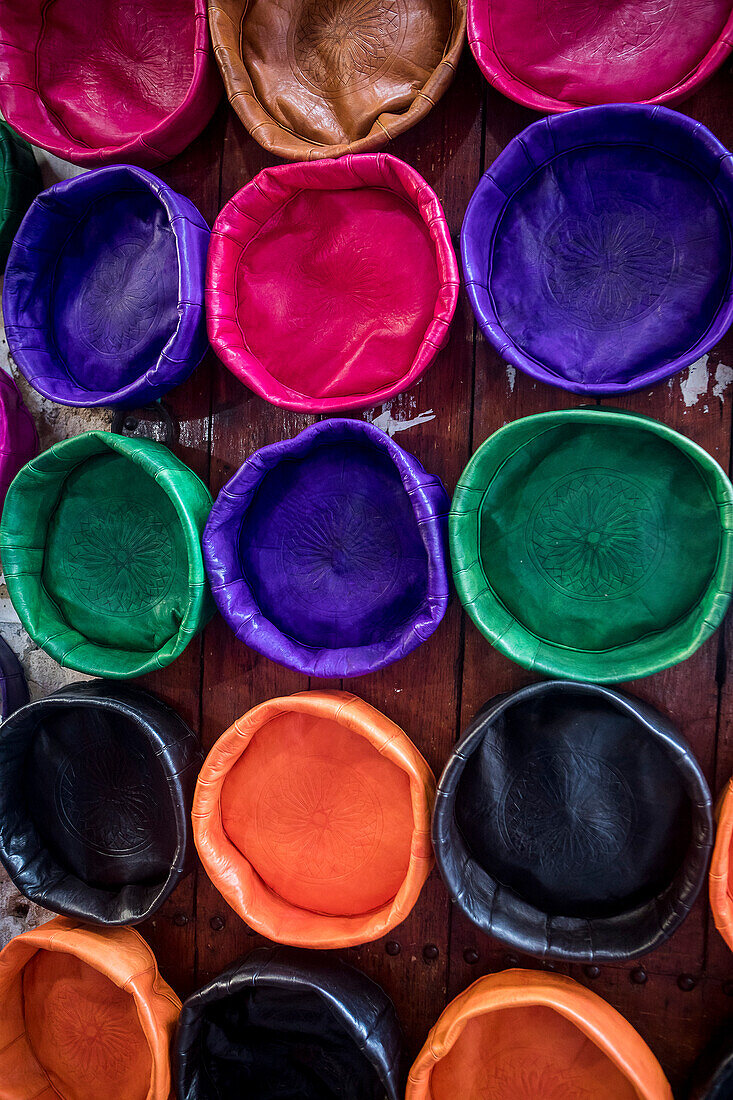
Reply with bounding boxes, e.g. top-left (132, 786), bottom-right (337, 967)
top-left (407, 970), bottom-right (672, 1100)
top-left (0, 916), bottom-right (180, 1100)
top-left (193, 690), bottom-right (435, 947)
top-left (710, 777), bottom-right (733, 951)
